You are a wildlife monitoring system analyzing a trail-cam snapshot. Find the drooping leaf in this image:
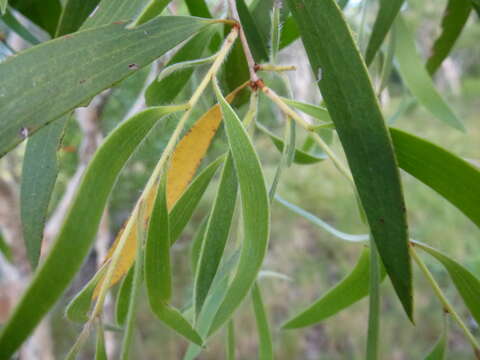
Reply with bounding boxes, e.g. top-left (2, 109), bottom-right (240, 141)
top-left (390, 128), bottom-right (480, 228)
top-left (185, 0), bottom-right (212, 18)
top-left (9, 0), bottom-right (62, 36)
top-left (283, 247), bottom-right (386, 329)
top-left (194, 155), bottom-right (238, 317)
top-left (257, 123), bottom-right (327, 165)
top-left (0, 230), bottom-right (12, 262)
top-left (275, 195), bottom-right (369, 242)
top-left (134, 0), bottom-right (171, 26)
top-left (235, 0), bottom-right (269, 62)
top-left (252, 283), bottom-right (274, 360)
top-left (413, 241), bottom-right (480, 325)
top-left (394, 16), bottom-right (465, 131)
top-left (56, 0), bottom-right (100, 36)
top-left (190, 217), bottom-right (209, 274)
top-left (95, 321), bottom-right (108, 360)
top-left (280, 97), bottom-right (332, 124)
top-left (426, 0), bottom-right (472, 75)
top-left (20, 117), bottom-right (67, 268)
top-left (366, 241), bottom-right (381, 360)
top-left (115, 266), bottom-right (134, 326)
top-left (0, 105), bottom-right (182, 358)
top-left (287, 0), bottom-right (412, 318)
top-left (279, 16), bottom-right (300, 49)
top-left (0, 9), bottom-right (41, 44)
top-left (98, 87), bottom-right (244, 292)
top-left (424, 315), bottom-right (448, 360)
top-left (65, 266), bottom-right (107, 323)
top-left (145, 29), bottom-right (217, 106)
top-left (0, 16), bottom-right (210, 157)
top-left (364, 0), bottom-right (404, 66)
top-left (226, 321), bottom-right (236, 360)
top-left (81, 0), bottom-right (148, 29)
top-left (0, 0), bottom-right (6, 14)
top-left (209, 81), bottom-right (270, 335)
